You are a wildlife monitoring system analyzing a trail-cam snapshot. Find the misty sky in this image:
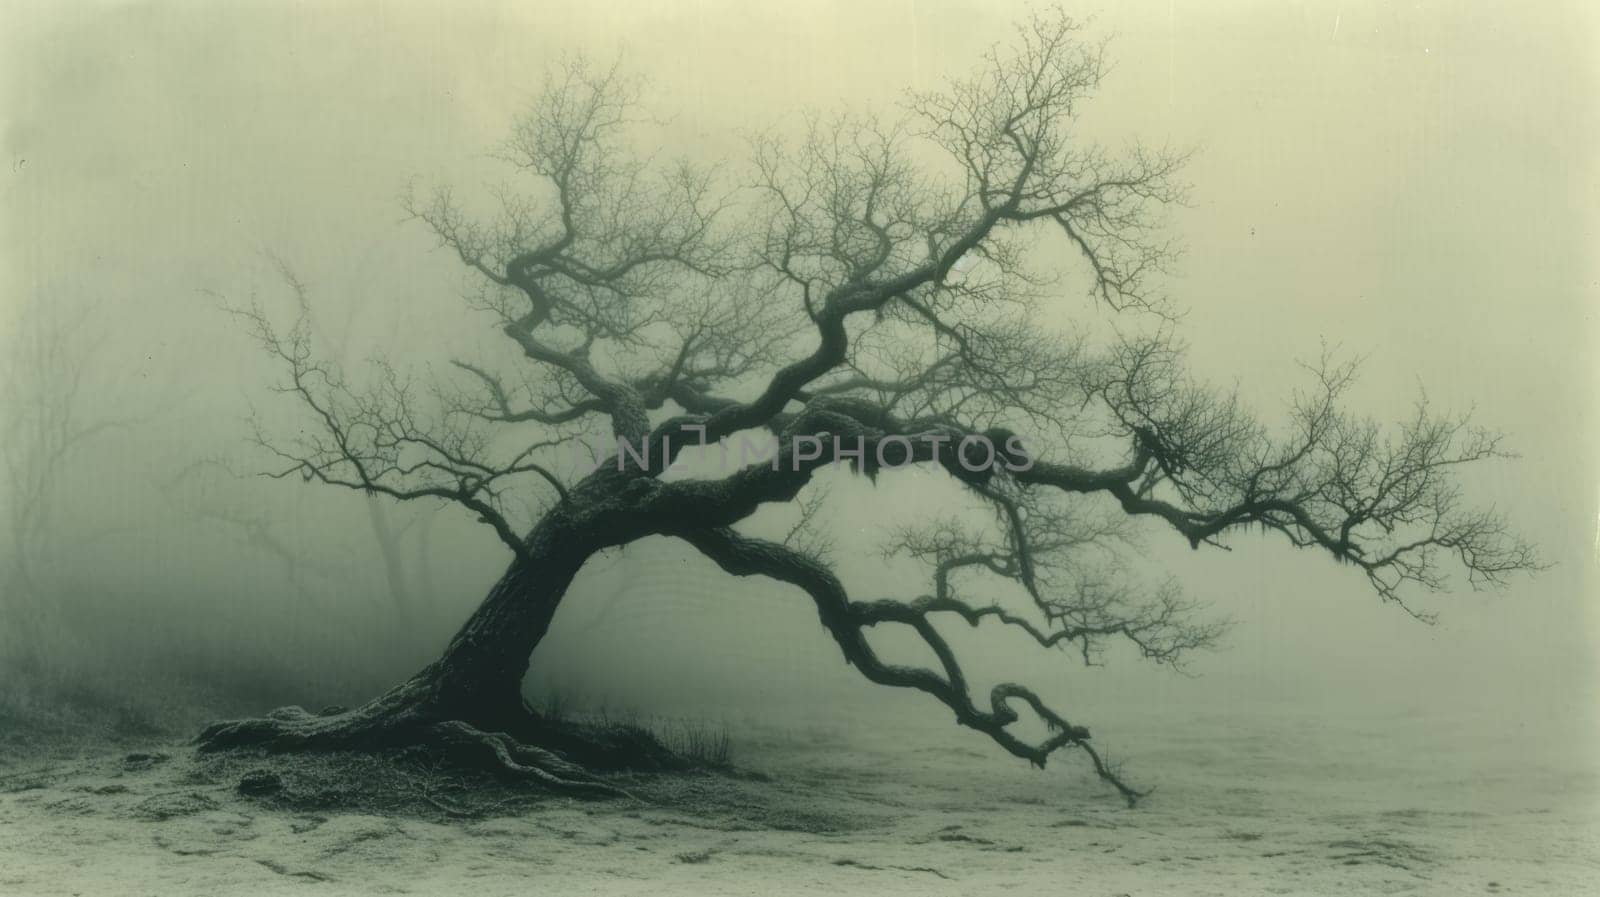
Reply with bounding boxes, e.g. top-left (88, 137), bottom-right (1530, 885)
top-left (2, 1), bottom-right (1596, 744)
